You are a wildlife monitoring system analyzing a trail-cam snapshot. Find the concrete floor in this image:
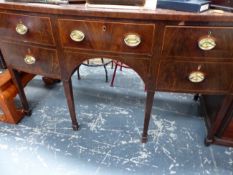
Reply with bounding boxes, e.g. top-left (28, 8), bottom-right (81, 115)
top-left (0, 65), bottom-right (232, 175)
